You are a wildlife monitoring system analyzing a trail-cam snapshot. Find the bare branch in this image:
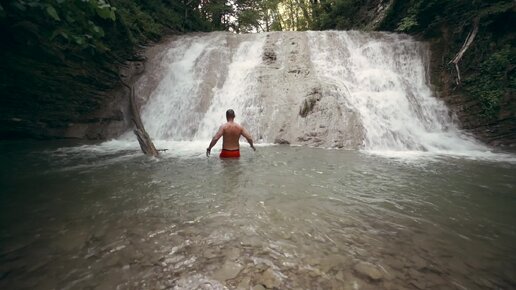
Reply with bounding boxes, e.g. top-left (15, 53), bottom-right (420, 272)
top-left (449, 17), bottom-right (479, 85)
